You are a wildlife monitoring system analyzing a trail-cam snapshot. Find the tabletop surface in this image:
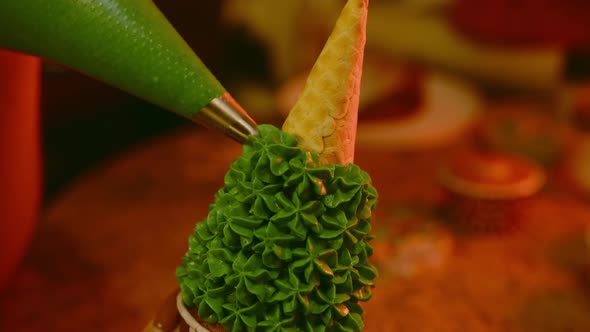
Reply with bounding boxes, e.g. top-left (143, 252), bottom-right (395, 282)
top-left (1, 127), bottom-right (589, 332)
